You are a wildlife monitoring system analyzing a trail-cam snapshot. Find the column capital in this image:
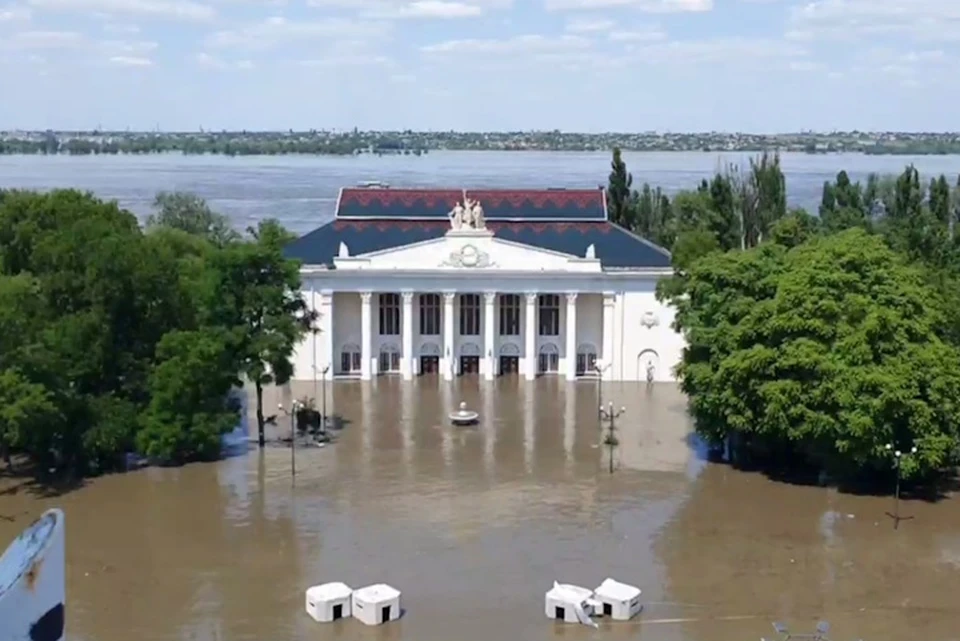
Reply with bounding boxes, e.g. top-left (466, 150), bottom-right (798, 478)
top-left (401, 290), bottom-right (415, 304)
top-left (602, 291), bottom-right (616, 306)
top-left (443, 291), bottom-right (456, 303)
top-left (566, 292), bottom-right (578, 304)
top-left (525, 292), bottom-right (538, 304)
top-left (484, 291), bottom-right (497, 304)
top-left (360, 291), bottom-right (373, 304)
